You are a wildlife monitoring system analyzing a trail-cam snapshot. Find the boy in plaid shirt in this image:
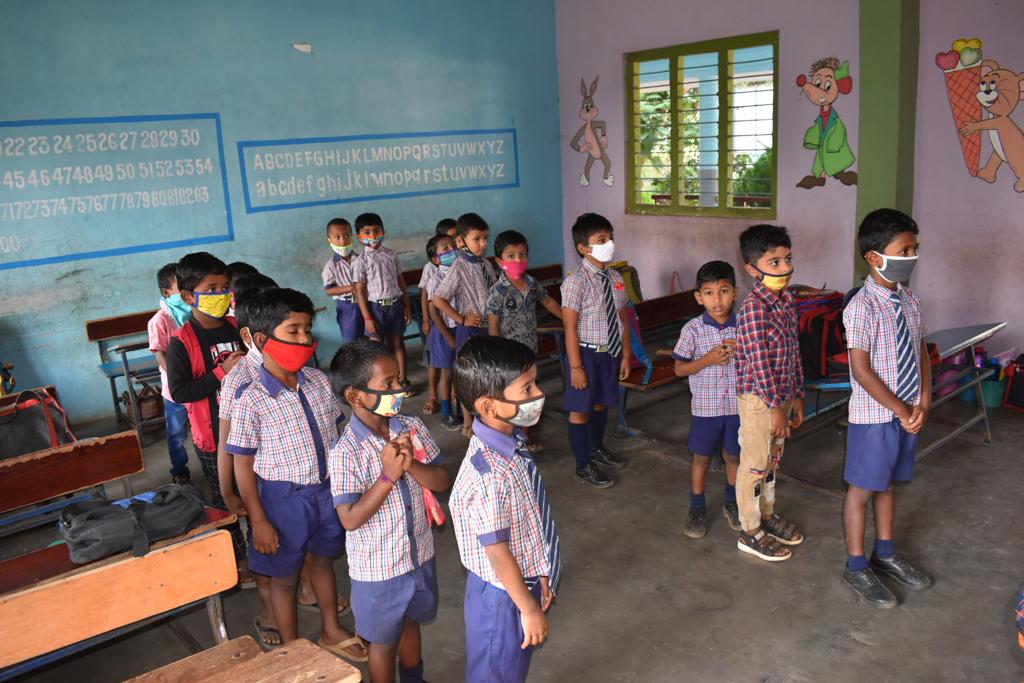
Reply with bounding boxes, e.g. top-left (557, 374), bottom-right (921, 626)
top-left (328, 340), bottom-right (450, 683)
top-left (322, 217), bottom-right (363, 343)
top-left (419, 219), bottom-right (458, 417)
top-left (672, 261), bottom-right (741, 539)
top-left (842, 208), bottom-right (932, 607)
top-left (734, 225), bottom-right (805, 561)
